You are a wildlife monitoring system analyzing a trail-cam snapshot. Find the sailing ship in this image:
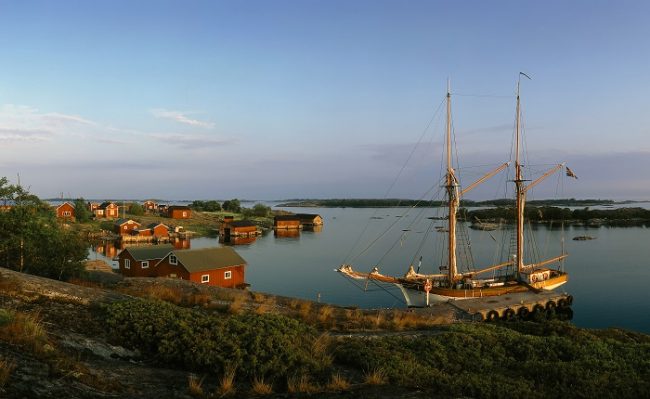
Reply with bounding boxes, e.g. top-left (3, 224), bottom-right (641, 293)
top-left (337, 78), bottom-right (571, 307)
